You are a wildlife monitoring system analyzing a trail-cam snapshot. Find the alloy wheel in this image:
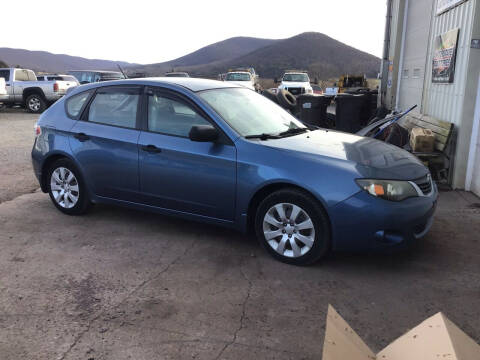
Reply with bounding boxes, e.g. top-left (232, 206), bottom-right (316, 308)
top-left (28, 97), bottom-right (41, 112)
top-left (262, 202), bottom-right (315, 258)
top-left (50, 167), bottom-right (80, 209)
